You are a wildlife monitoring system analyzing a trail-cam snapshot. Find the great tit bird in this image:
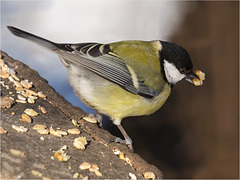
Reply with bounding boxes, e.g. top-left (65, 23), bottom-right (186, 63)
top-left (8, 26), bottom-right (199, 150)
